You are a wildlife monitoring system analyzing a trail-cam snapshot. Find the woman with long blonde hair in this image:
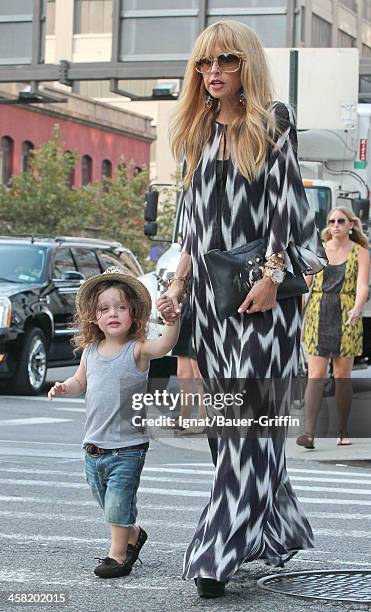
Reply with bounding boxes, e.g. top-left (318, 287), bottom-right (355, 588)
top-left (158, 20), bottom-right (326, 598)
top-left (298, 207), bottom-right (370, 450)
